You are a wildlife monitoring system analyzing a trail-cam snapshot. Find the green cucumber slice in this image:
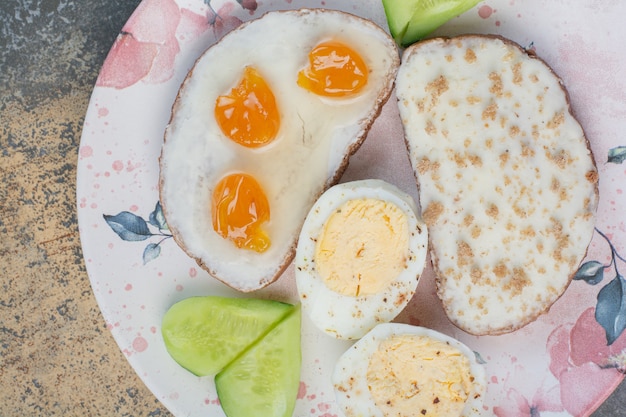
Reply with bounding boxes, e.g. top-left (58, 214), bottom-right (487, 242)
top-left (382, 0), bottom-right (481, 46)
top-left (216, 305), bottom-right (301, 417)
top-left (161, 296), bottom-right (293, 376)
